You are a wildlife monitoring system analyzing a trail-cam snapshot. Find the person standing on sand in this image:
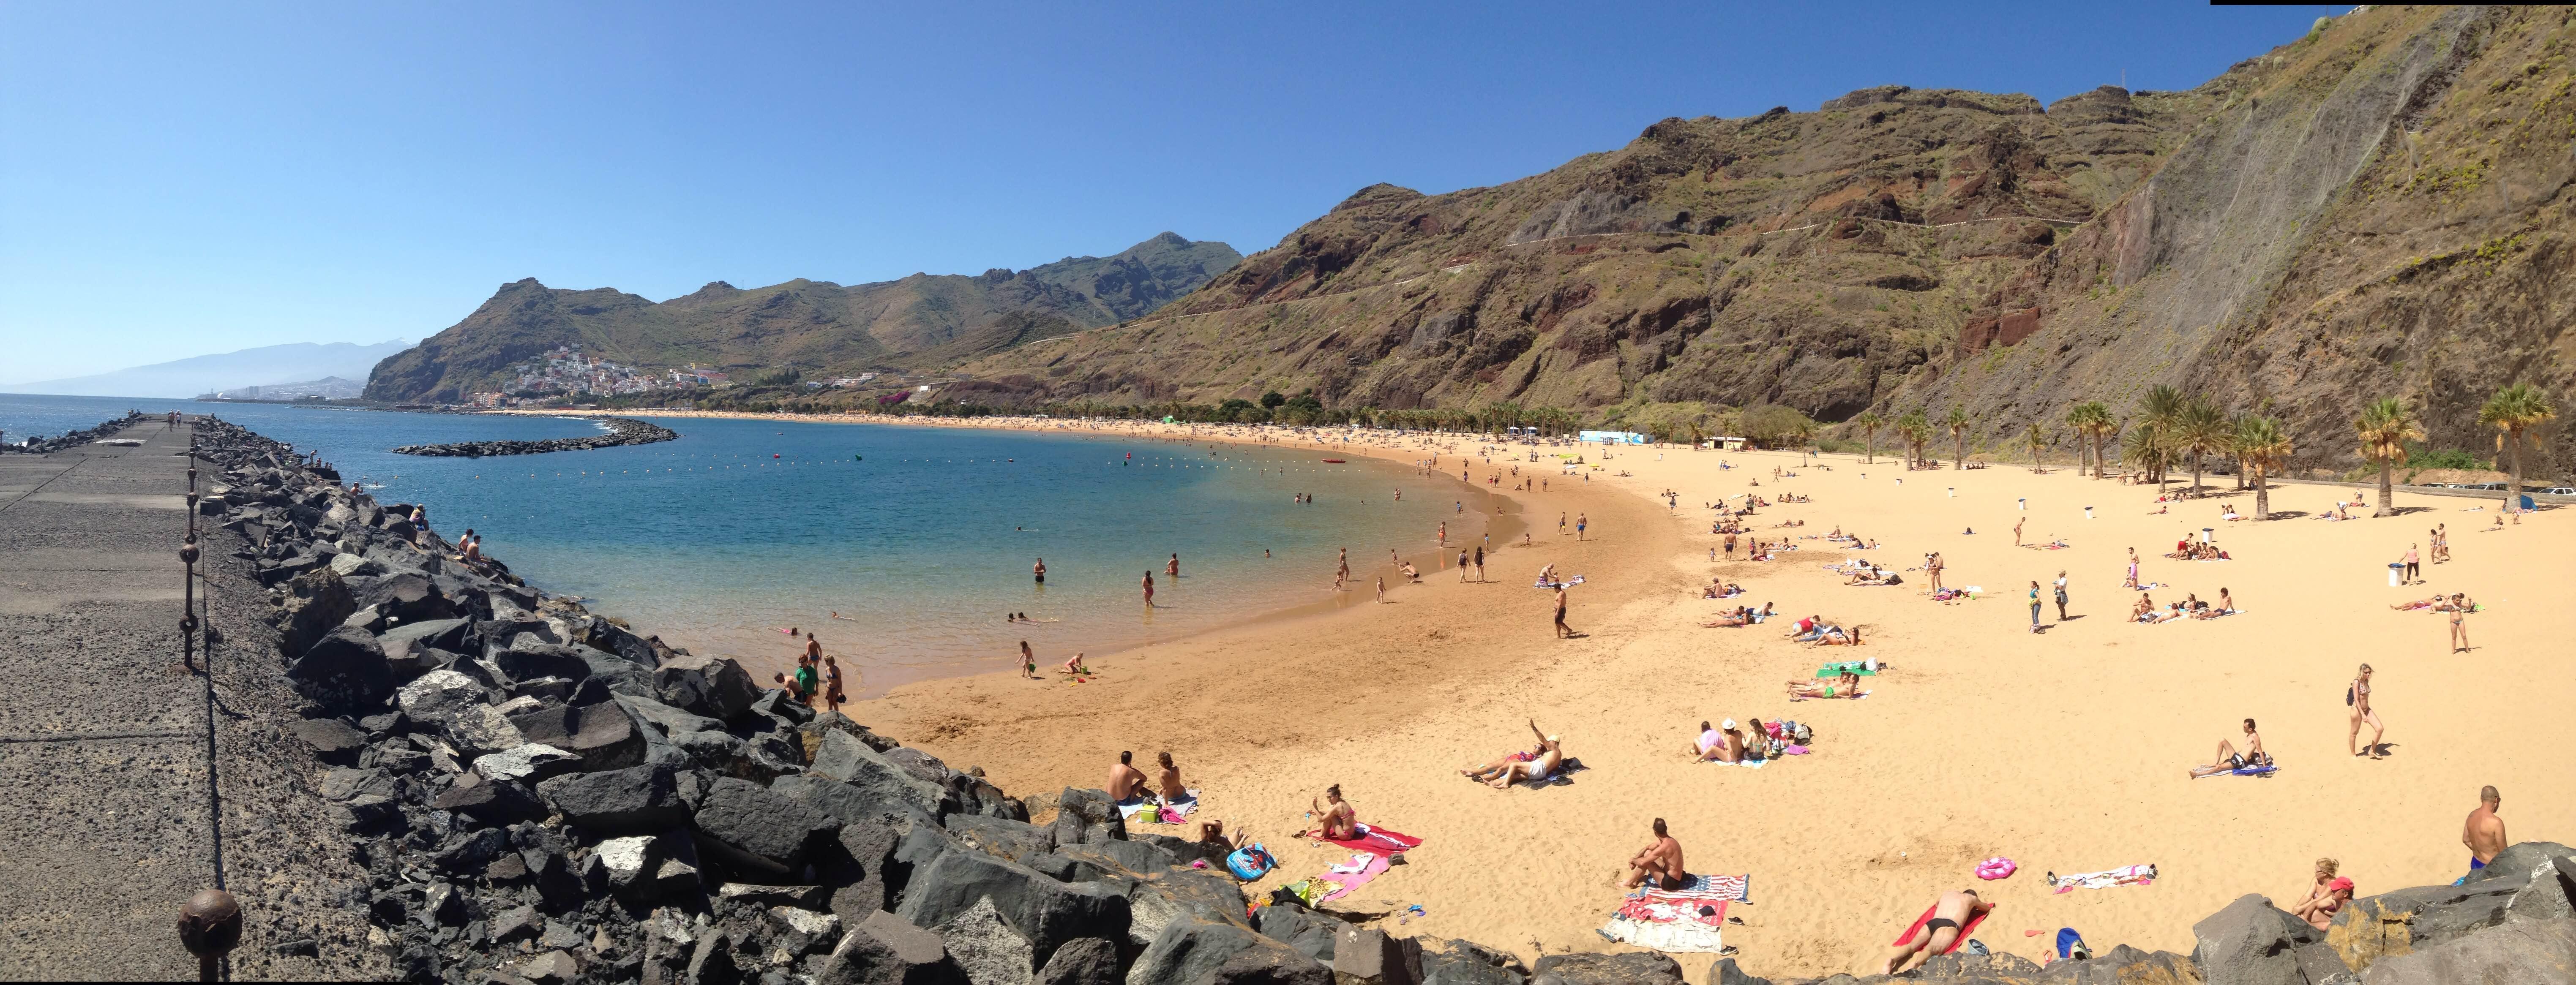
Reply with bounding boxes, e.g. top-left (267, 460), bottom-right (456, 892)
top-left (2349, 664), bottom-right (2384, 759)
top-left (2053, 571), bottom-right (2070, 621)
top-left (1576, 513), bottom-right (1588, 541)
top-left (2462, 786), bottom-right (2507, 881)
top-left (793, 654), bottom-right (819, 709)
top-left (1558, 513), bottom-right (1567, 535)
top-left (1619, 819), bottom-right (1686, 890)
top-left (2401, 544), bottom-right (2420, 584)
top-left (1474, 545), bottom-right (1486, 582)
top-left (2028, 581), bottom-right (2044, 633)
top-left (1553, 583), bottom-right (1573, 638)
top-left (1375, 576), bottom-right (1386, 604)
top-left (2434, 523), bottom-right (2449, 563)
top-left (1457, 548), bottom-right (1470, 582)
top-left (1142, 571), bottom-right (1155, 606)
top-left (1438, 522), bottom-right (1447, 547)
top-left (822, 656), bottom-right (845, 713)
top-left (1926, 552), bottom-right (1946, 593)
top-left (2014, 517), bottom-right (2025, 546)
top-left (2450, 602), bottom-right (2470, 653)
top-left (1034, 558), bottom-right (1046, 585)
top-left (1724, 531), bottom-right (1738, 558)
